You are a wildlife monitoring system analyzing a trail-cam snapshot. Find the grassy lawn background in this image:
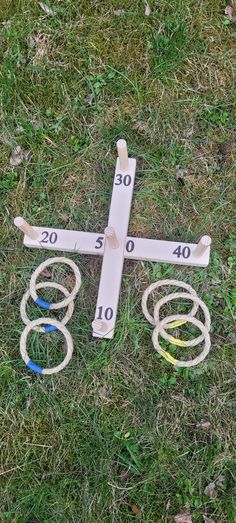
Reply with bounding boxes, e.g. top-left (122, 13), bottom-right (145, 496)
top-left (0, 1), bottom-right (236, 521)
